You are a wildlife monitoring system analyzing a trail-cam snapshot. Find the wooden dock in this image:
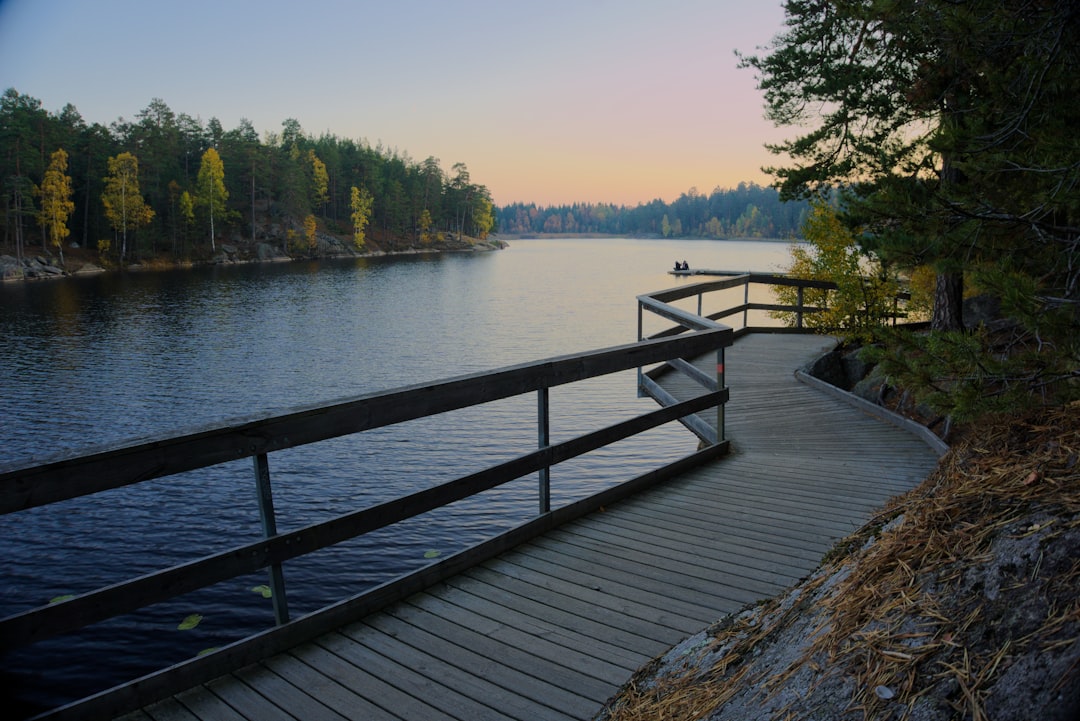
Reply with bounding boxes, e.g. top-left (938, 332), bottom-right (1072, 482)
top-left (117, 333), bottom-right (940, 721)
